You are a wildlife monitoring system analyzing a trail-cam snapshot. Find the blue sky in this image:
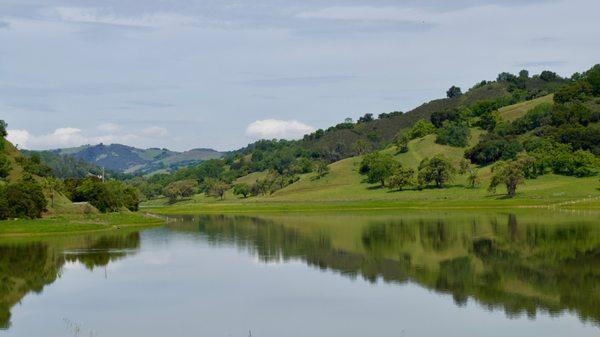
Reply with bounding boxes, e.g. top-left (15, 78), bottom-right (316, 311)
top-left (1, 0), bottom-right (598, 151)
